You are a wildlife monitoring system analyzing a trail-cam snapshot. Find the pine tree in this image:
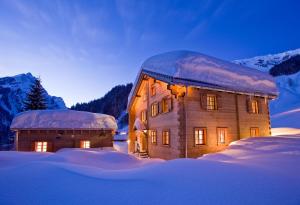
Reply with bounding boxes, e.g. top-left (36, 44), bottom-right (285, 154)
top-left (24, 77), bottom-right (47, 110)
